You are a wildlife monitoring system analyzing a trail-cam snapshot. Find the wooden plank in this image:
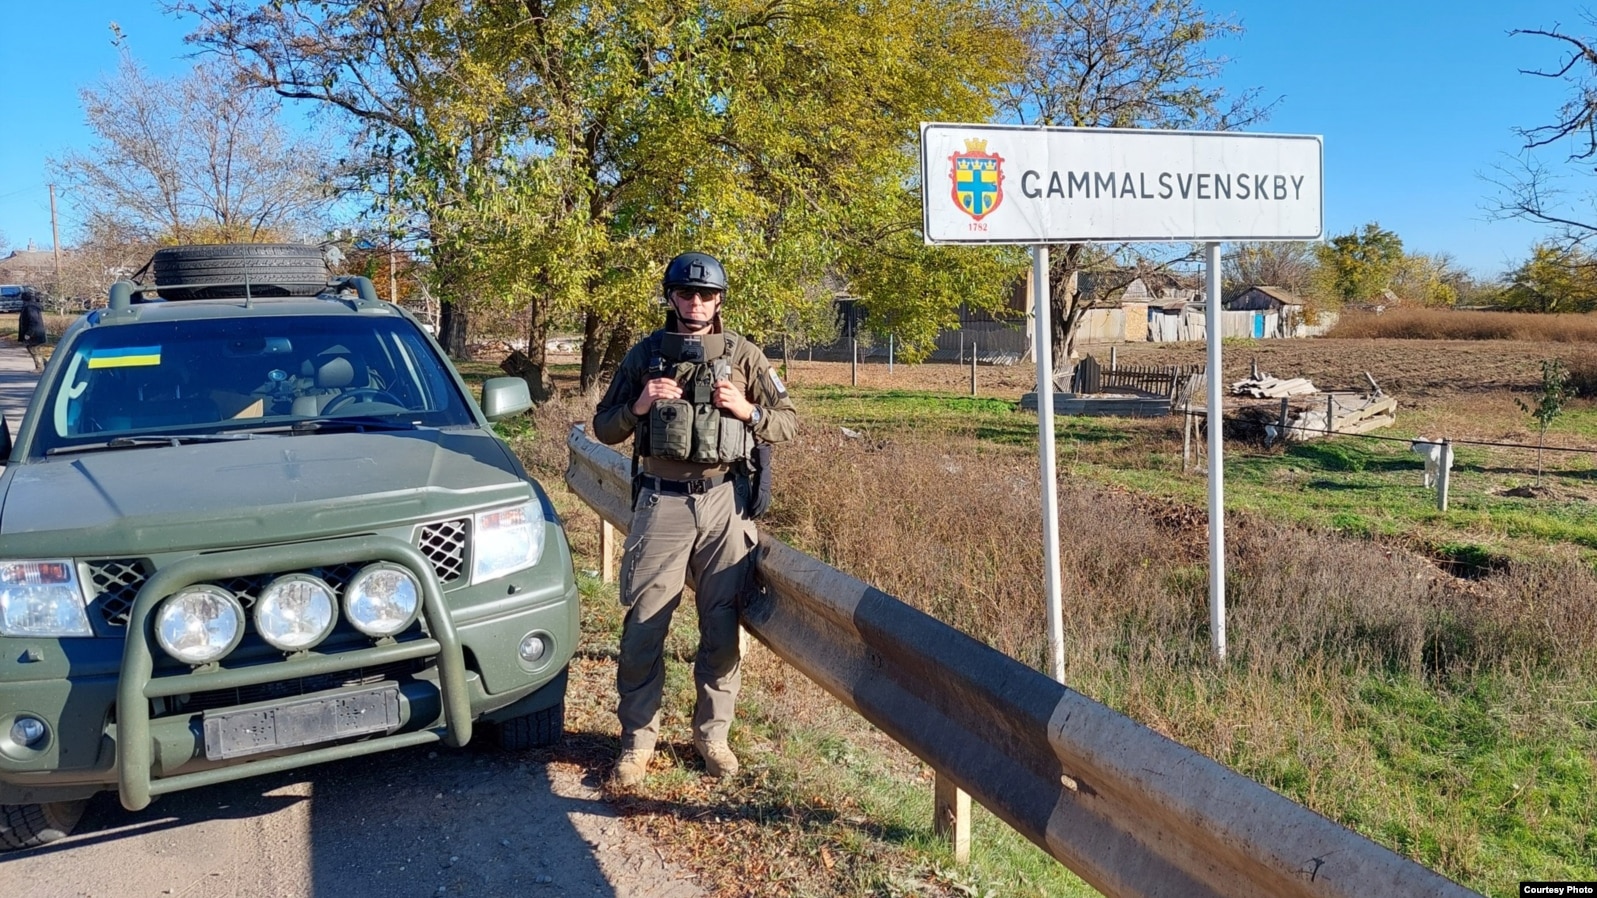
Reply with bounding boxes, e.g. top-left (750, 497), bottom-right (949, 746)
top-left (1337, 412), bottom-right (1397, 435)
